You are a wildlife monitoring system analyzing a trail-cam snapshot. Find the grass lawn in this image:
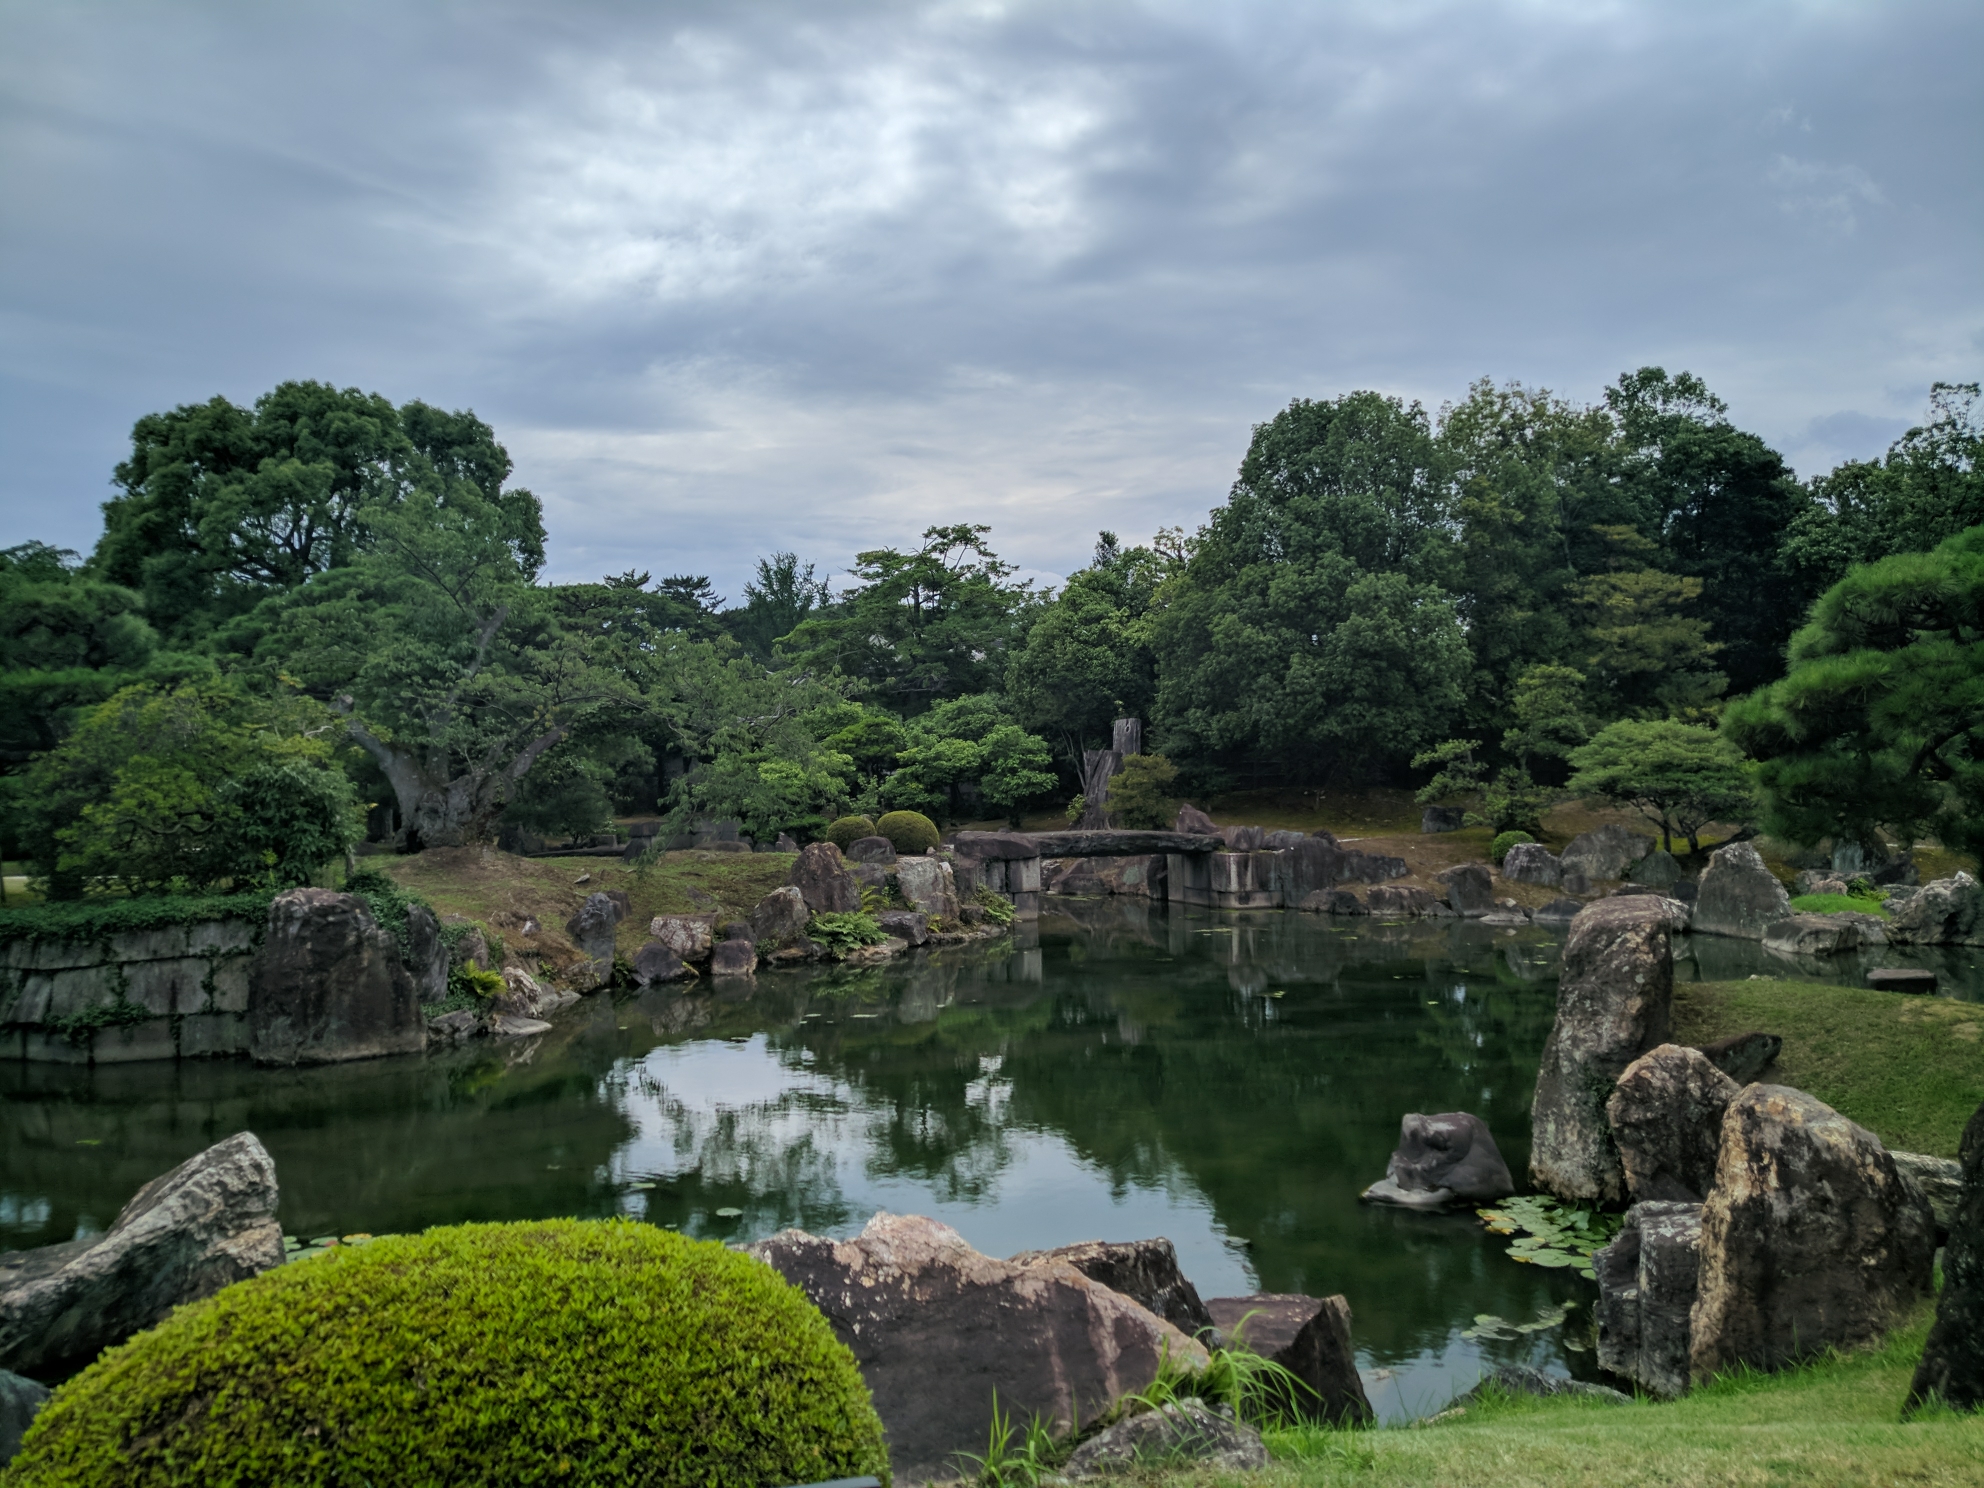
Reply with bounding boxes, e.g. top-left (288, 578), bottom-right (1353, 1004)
top-left (1673, 977), bottom-right (1984, 1158)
